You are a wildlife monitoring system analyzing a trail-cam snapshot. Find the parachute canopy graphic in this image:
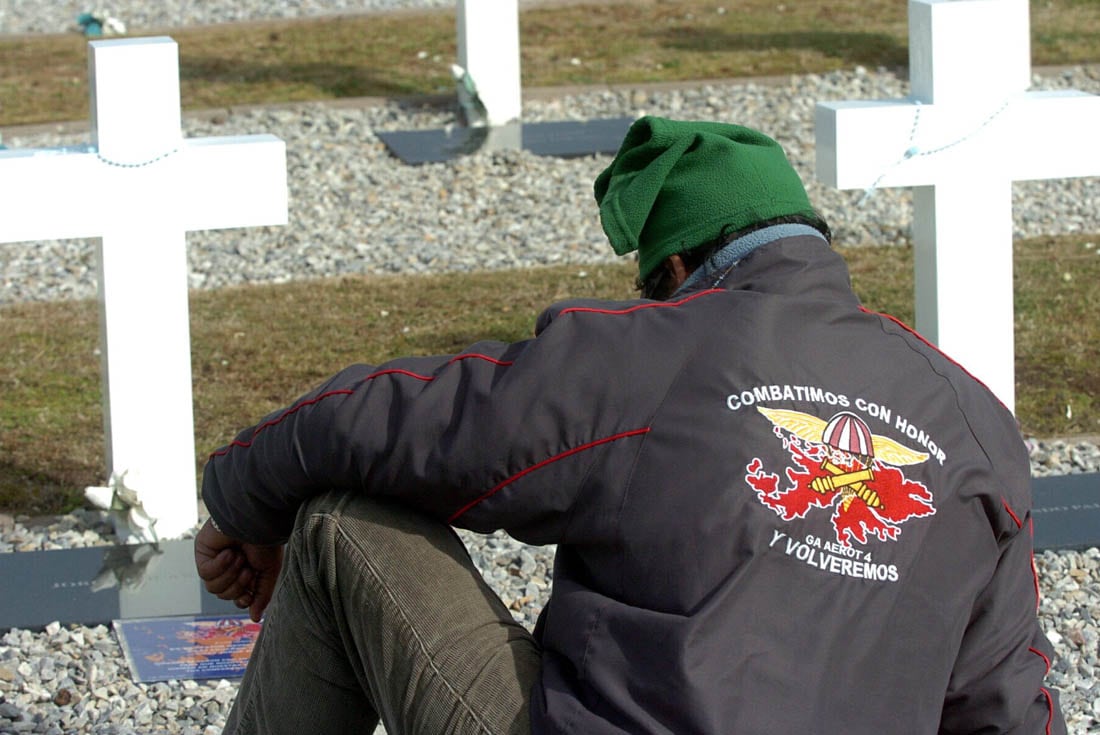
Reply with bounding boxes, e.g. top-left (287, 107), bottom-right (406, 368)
top-left (822, 412), bottom-right (874, 458)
